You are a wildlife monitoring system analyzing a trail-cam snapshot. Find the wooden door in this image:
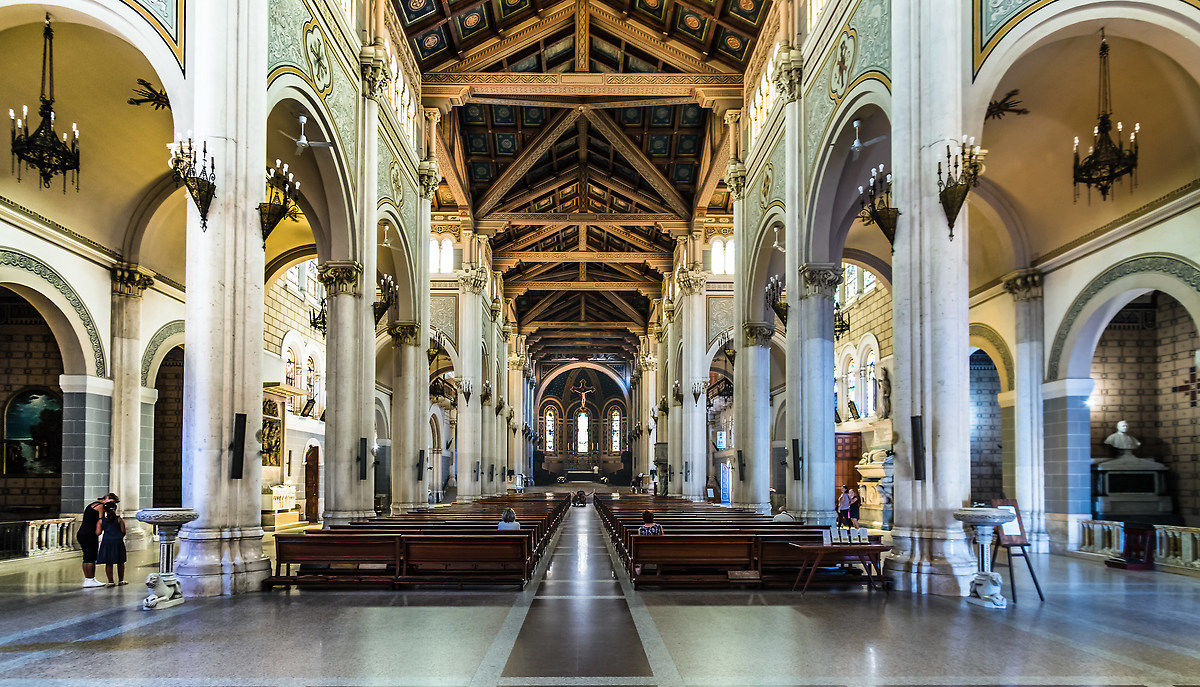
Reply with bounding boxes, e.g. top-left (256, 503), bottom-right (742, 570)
top-left (304, 446), bottom-right (320, 522)
top-left (834, 432), bottom-right (863, 505)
